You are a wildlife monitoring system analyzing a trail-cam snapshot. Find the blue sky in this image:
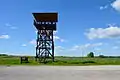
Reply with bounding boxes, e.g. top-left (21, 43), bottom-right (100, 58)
top-left (0, 0), bottom-right (120, 56)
